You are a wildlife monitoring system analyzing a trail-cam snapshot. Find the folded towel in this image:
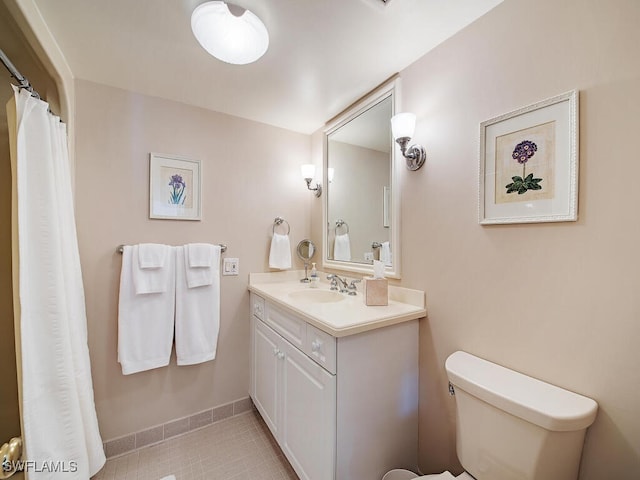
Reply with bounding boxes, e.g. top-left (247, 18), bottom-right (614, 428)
top-left (187, 243), bottom-right (215, 267)
top-left (185, 243), bottom-right (216, 288)
top-left (269, 233), bottom-right (291, 269)
top-left (132, 244), bottom-right (171, 294)
top-left (380, 241), bottom-right (392, 266)
top-left (175, 245), bottom-right (221, 366)
top-left (138, 243), bottom-right (167, 269)
top-left (118, 246), bottom-right (176, 375)
top-left (334, 233), bottom-right (351, 261)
